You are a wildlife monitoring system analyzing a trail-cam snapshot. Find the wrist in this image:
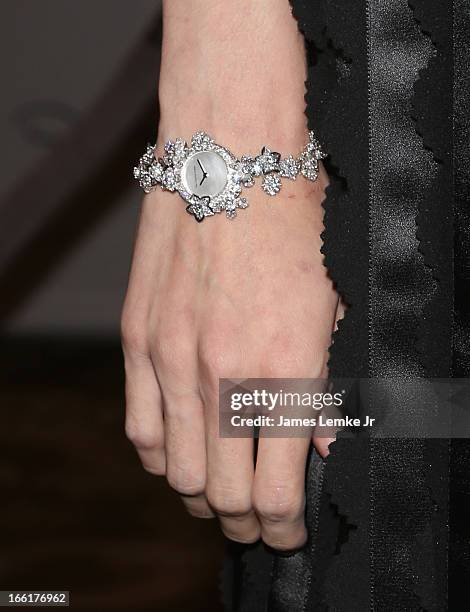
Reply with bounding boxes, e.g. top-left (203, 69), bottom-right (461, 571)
top-left (157, 109), bottom-right (309, 157)
top-left (158, 51), bottom-right (308, 151)
top-left (158, 0), bottom-right (308, 151)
